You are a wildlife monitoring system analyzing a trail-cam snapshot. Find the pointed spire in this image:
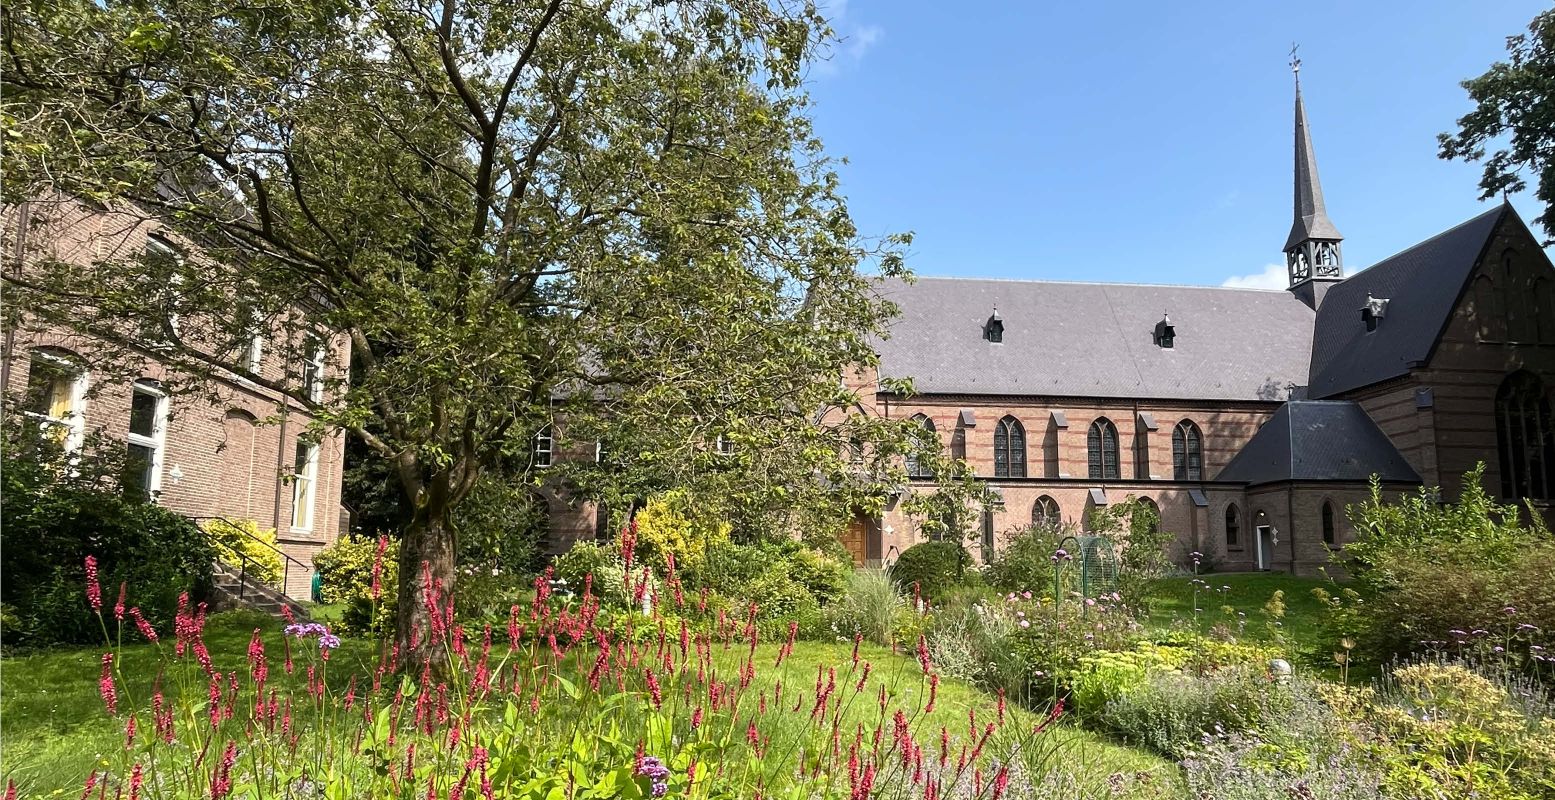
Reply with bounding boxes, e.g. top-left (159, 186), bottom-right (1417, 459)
top-left (1286, 63), bottom-right (1342, 251)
